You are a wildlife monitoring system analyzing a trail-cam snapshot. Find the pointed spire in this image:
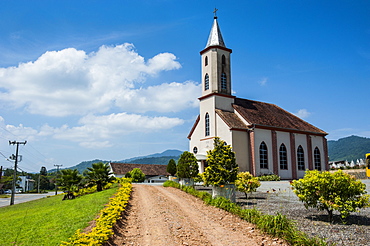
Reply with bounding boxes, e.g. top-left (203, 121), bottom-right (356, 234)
top-left (205, 9), bottom-right (226, 48)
